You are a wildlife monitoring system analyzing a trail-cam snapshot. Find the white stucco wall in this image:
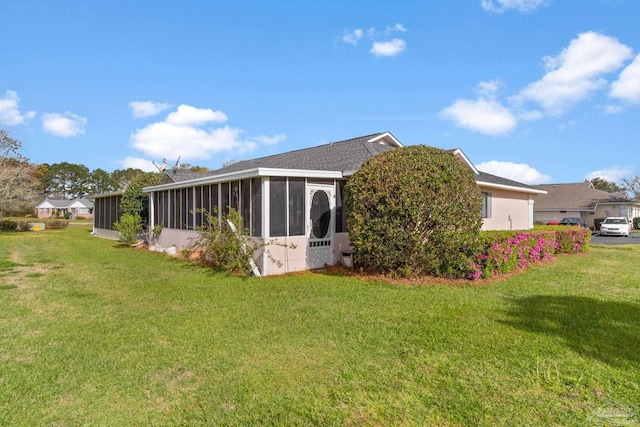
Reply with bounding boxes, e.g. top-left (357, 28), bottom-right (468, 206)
top-left (481, 188), bottom-right (533, 231)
